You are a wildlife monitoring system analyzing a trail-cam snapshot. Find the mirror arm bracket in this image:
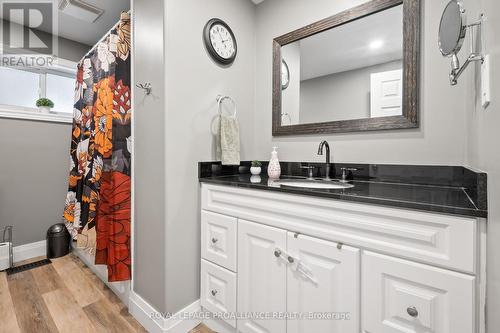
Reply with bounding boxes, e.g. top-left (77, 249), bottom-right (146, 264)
top-left (449, 53), bottom-right (484, 86)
